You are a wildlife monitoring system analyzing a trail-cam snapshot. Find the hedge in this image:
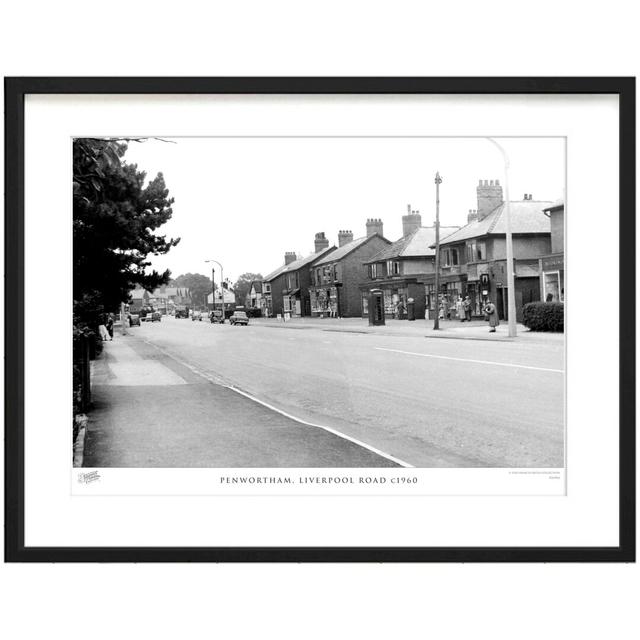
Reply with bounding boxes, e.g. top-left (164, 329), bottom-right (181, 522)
top-left (522, 302), bottom-right (564, 332)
